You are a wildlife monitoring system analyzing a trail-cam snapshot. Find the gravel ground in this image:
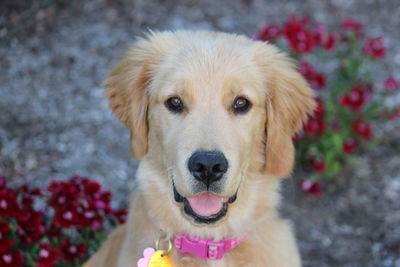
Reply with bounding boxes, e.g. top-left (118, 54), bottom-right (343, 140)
top-left (1, 1), bottom-right (399, 266)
